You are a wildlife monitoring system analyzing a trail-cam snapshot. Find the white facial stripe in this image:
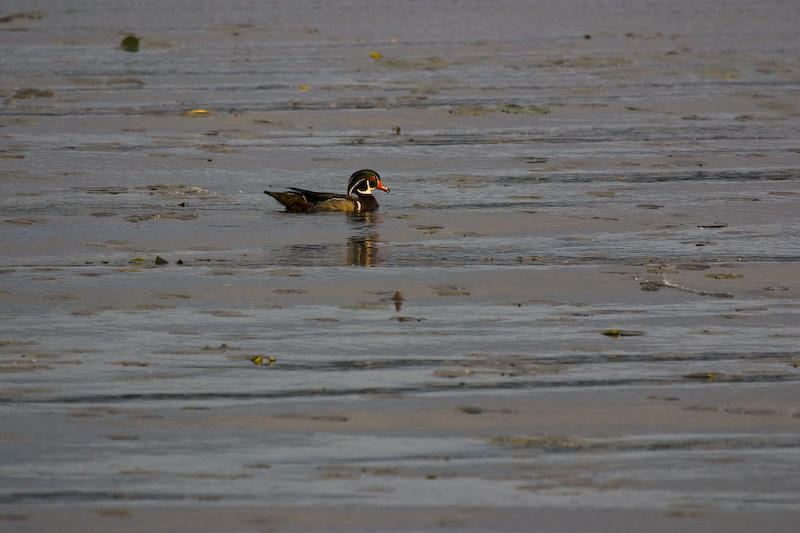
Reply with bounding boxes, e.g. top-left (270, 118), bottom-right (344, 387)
top-left (355, 180), bottom-right (375, 195)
